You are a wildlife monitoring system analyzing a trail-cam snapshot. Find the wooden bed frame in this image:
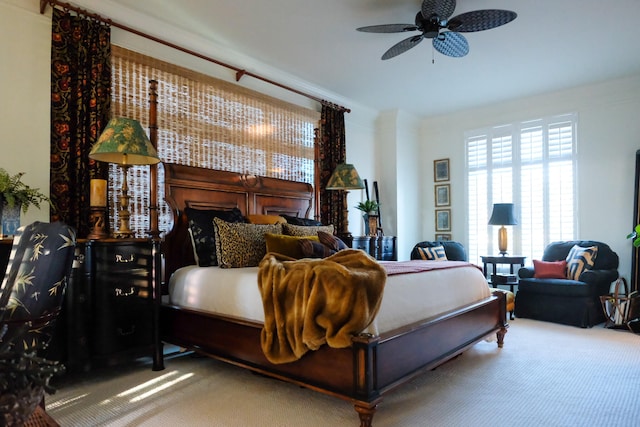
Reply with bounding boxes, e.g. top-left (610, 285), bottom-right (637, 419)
top-left (156, 162), bottom-right (508, 427)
